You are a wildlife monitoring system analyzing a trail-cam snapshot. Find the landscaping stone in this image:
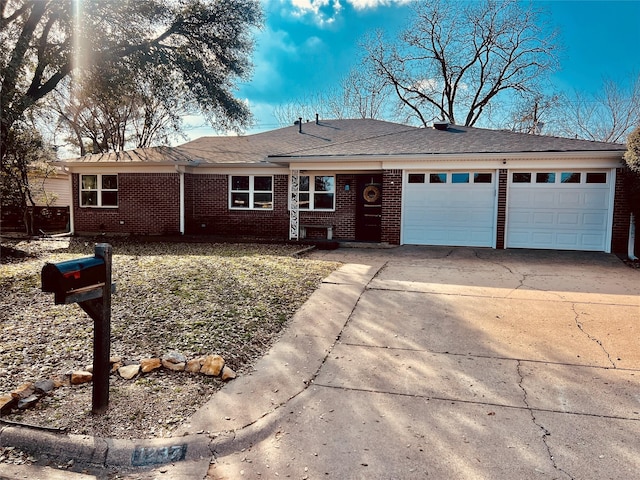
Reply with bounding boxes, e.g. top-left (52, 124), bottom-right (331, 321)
top-left (34, 379), bottom-right (55, 394)
top-left (140, 358), bottom-right (162, 373)
top-left (0, 394), bottom-right (17, 414)
top-left (201, 355), bottom-right (225, 376)
top-left (186, 358), bottom-right (204, 373)
top-left (118, 364), bottom-right (140, 380)
top-left (17, 394), bottom-right (40, 410)
top-left (220, 366), bottom-right (237, 381)
top-left (70, 371), bottom-right (93, 385)
top-left (10, 382), bottom-right (34, 400)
